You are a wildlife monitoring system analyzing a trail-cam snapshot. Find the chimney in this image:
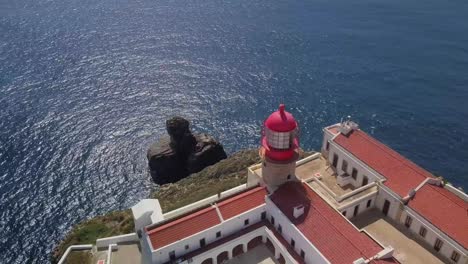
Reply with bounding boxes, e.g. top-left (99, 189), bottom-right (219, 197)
top-left (293, 205), bottom-right (305, 219)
